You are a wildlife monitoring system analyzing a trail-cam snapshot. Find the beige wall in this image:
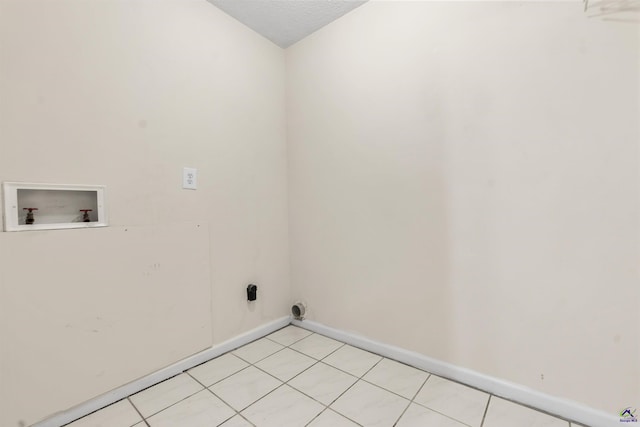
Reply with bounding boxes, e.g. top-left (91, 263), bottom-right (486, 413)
top-left (0, 0), bottom-right (289, 425)
top-left (287, 1), bottom-right (639, 414)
